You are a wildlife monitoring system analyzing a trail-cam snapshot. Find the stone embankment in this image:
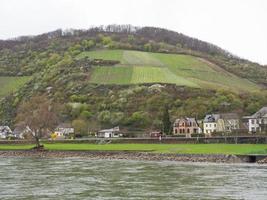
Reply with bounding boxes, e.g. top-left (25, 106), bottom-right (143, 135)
top-left (0, 150), bottom-right (266, 164)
